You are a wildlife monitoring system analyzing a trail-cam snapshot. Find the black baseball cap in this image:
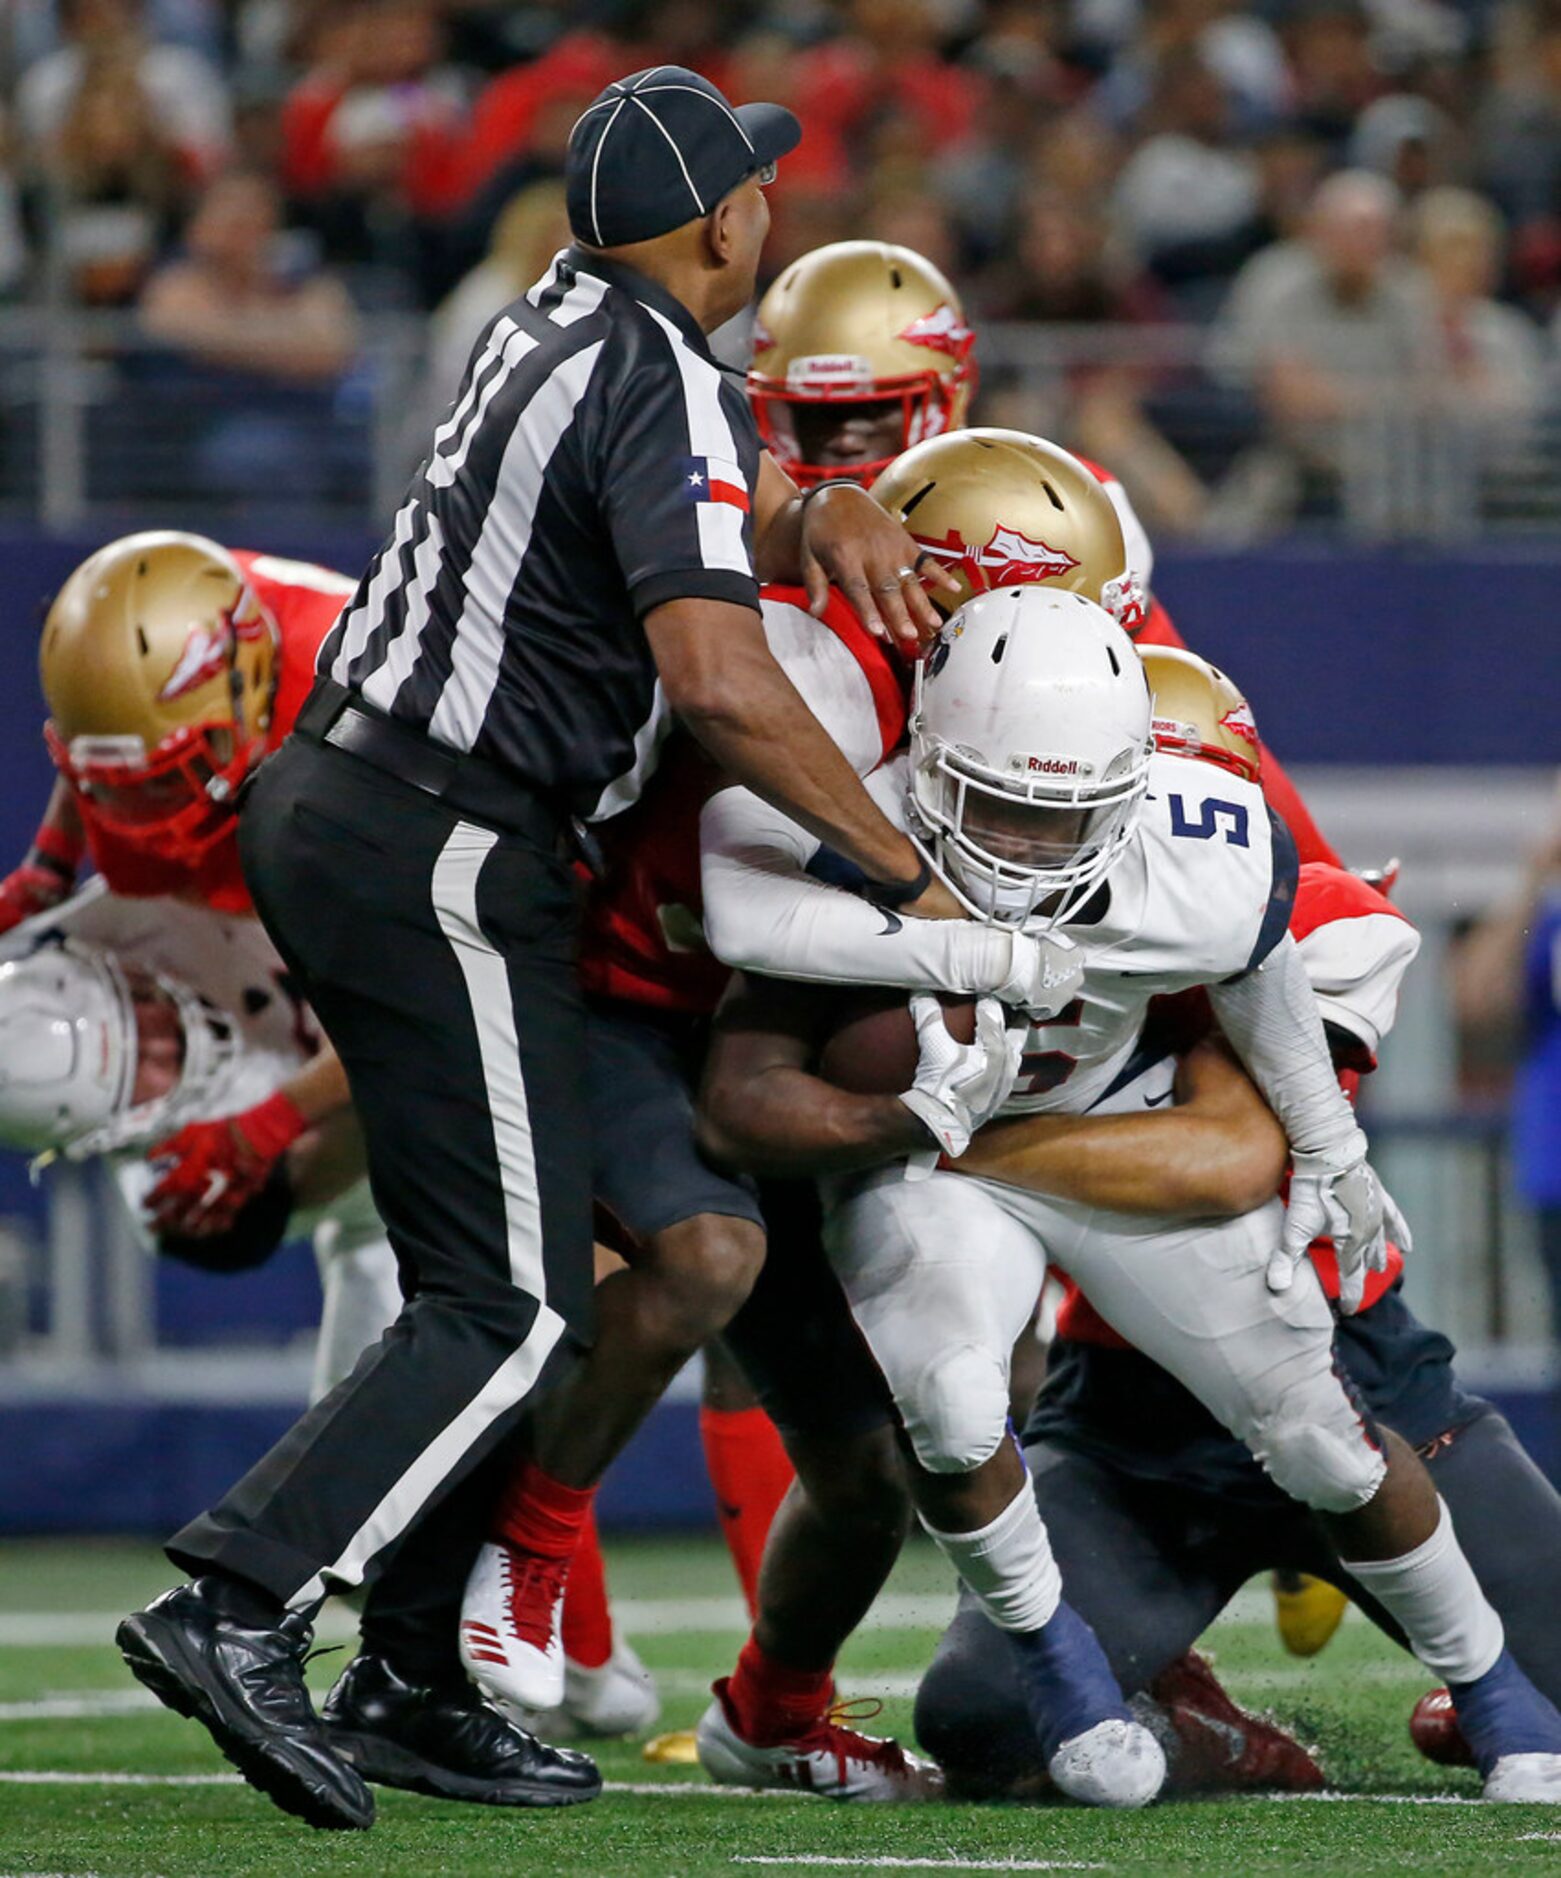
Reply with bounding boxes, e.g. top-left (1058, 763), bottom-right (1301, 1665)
top-left (566, 66), bottom-right (801, 248)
